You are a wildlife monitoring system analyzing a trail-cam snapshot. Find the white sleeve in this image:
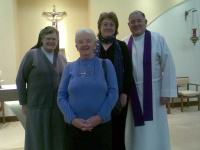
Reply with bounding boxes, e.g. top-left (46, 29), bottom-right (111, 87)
top-left (160, 35), bottom-right (177, 97)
